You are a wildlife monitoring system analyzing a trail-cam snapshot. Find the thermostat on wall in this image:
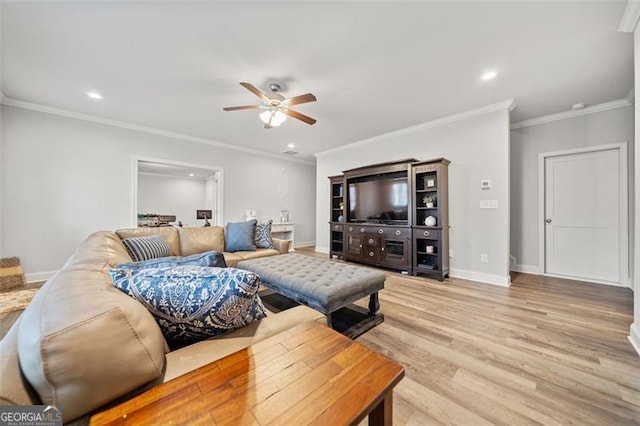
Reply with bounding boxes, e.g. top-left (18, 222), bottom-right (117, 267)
top-left (481, 179), bottom-right (491, 190)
